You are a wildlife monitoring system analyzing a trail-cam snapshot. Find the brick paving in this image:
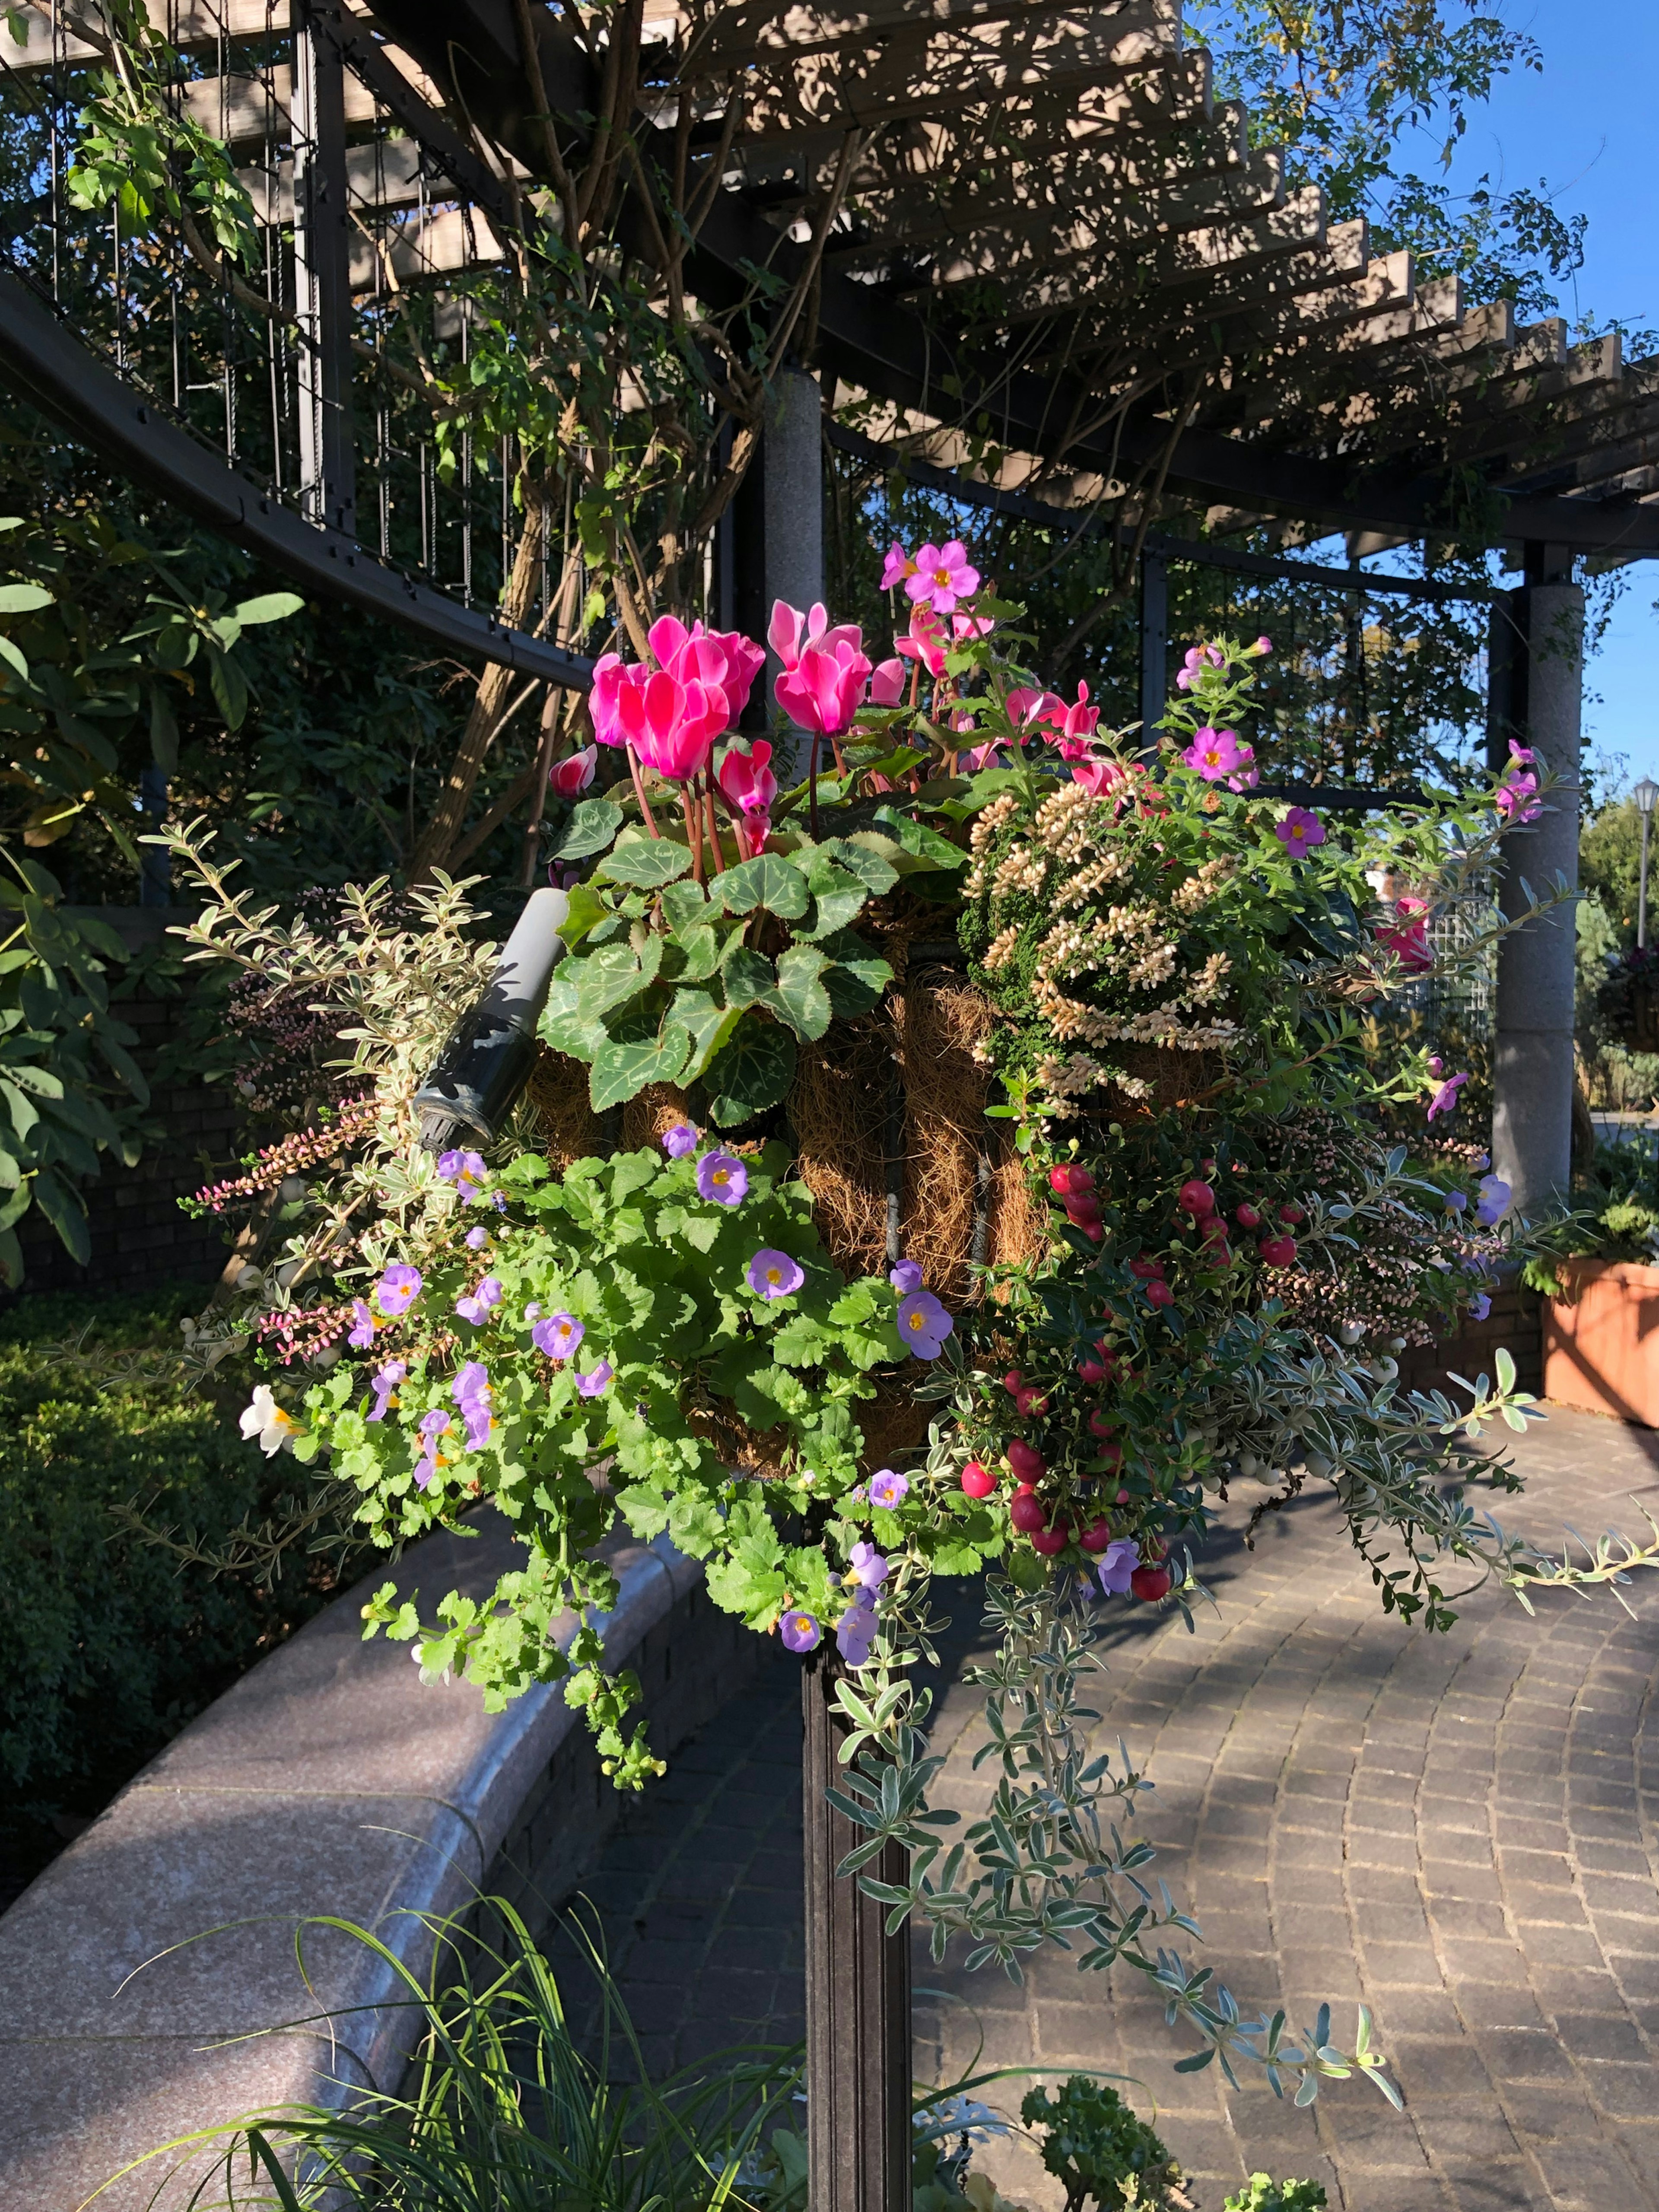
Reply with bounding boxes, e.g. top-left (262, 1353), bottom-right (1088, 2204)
top-left (556, 1408), bottom-right (1659, 2211)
